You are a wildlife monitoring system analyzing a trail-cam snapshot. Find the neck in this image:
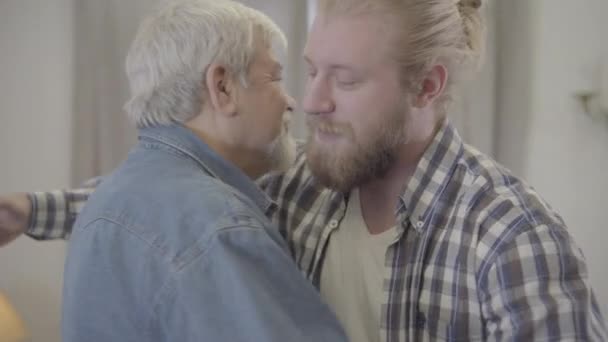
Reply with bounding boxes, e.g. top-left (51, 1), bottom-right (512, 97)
top-left (211, 142), bottom-right (271, 179)
top-left (185, 122), bottom-right (271, 180)
top-left (358, 118), bottom-right (442, 235)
